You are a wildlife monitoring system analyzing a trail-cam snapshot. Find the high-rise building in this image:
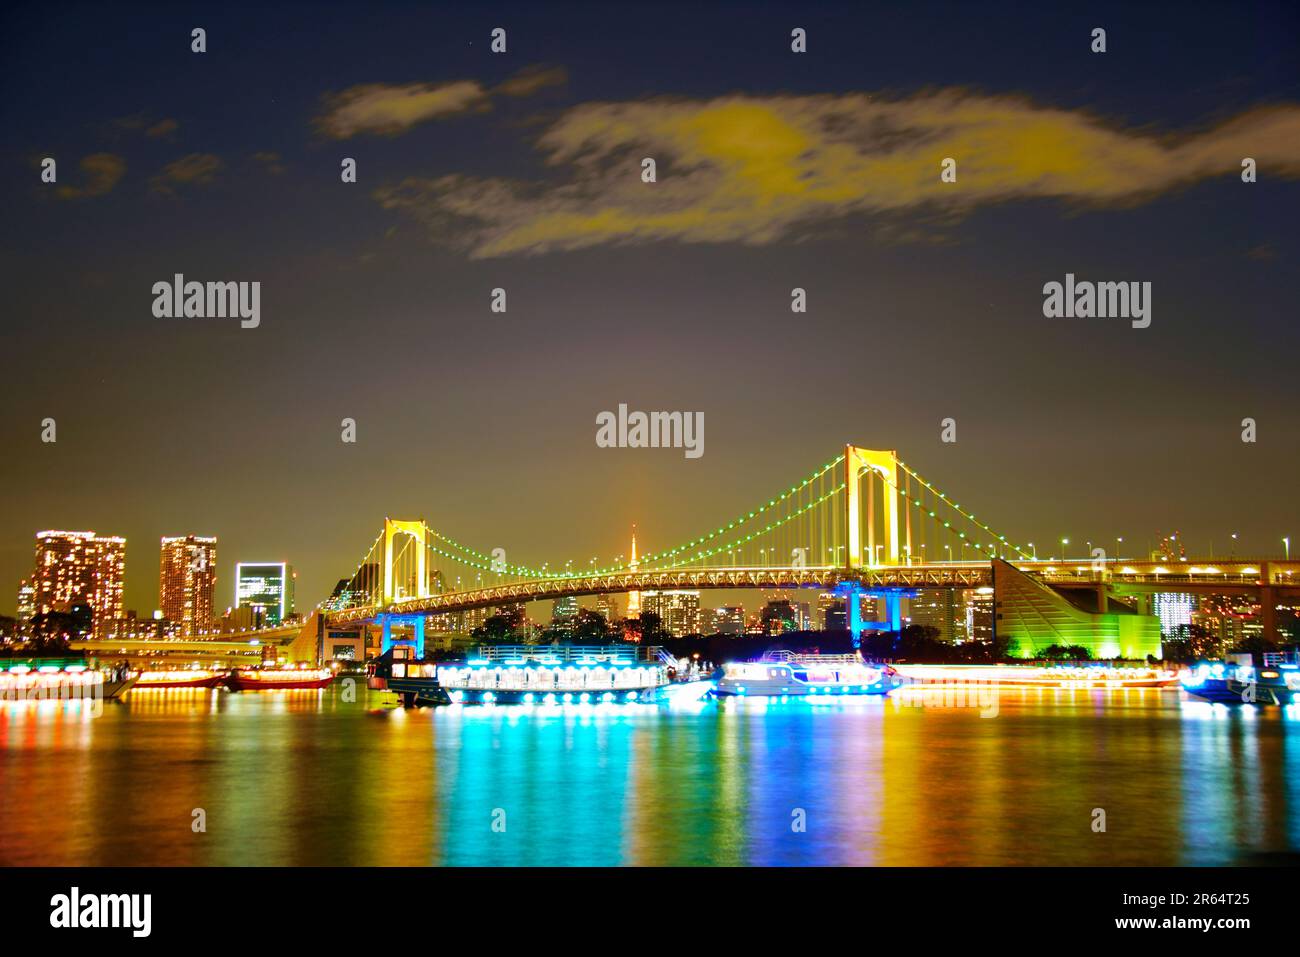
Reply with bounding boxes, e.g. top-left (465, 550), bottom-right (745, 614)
top-left (909, 590), bottom-right (959, 642)
top-left (552, 595), bottom-right (579, 622)
top-left (235, 562), bottom-right (295, 626)
top-left (964, 587), bottom-right (994, 643)
top-left (819, 593), bottom-right (847, 631)
top-left (159, 535), bottom-right (217, 635)
top-left (15, 579), bottom-right (36, 632)
top-left (323, 562), bottom-right (379, 612)
top-left (640, 590), bottom-right (702, 636)
top-left (595, 593), bottom-right (620, 624)
top-left (793, 601), bottom-right (812, 631)
top-left (30, 530), bottom-right (126, 638)
top-left (714, 606), bottom-right (746, 635)
top-left (1153, 592), bottom-right (1197, 638)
